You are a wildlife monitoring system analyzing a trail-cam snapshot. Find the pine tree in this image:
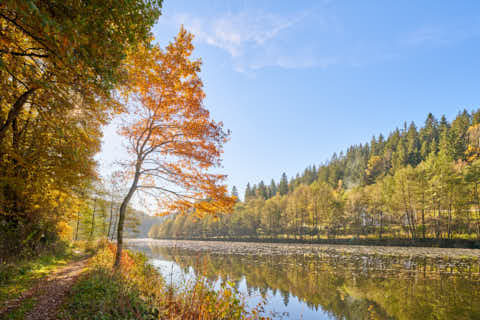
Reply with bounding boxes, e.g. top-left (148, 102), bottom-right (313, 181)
top-left (450, 110), bottom-right (471, 160)
top-left (279, 173), bottom-right (289, 196)
top-left (419, 113), bottom-right (439, 159)
top-left (317, 165), bottom-right (329, 183)
top-left (269, 179), bottom-right (277, 198)
top-left (257, 181), bottom-right (268, 199)
top-left (378, 134), bottom-right (385, 153)
top-left (289, 178), bottom-right (296, 193)
top-left (406, 122), bottom-right (420, 166)
top-left (251, 184), bottom-right (258, 198)
top-left (231, 186), bottom-right (239, 200)
top-left (438, 129), bottom-right (453, 158)
top-left (393, 140), bottom-right (407, 171)
top-left (472, 109), bottom-right (480, 125)
top-left (245, 183), bottom-right (252, 200)
top-left (370, 136), bottom-right (378, 156)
